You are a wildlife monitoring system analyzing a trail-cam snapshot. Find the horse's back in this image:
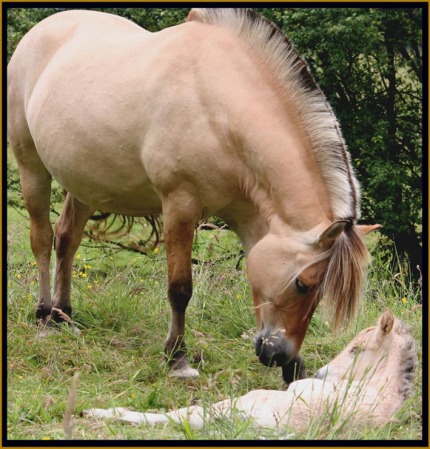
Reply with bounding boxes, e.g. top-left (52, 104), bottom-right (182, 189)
top-left (8, 10), bottom-right (146, 107)
top-left (7, 10), bottom-right (148, 158)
